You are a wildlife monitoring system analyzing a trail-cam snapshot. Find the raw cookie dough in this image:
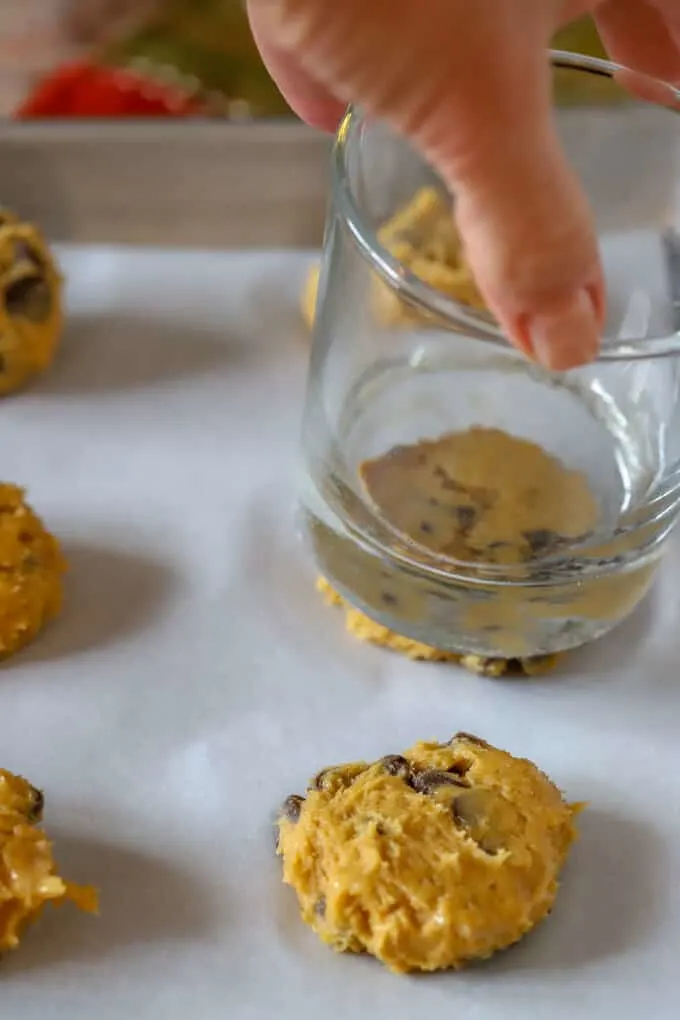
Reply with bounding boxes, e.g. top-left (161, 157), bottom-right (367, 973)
top-left (0, 484), bottom-right (66, 659)
top-left (359, 427), bottom-right (604, 653)
top-left (317, 577), bottom-right (560, 677)
top-left (360, 427), bottom-right (599, 567)
top-left (300, 187), bottom-right (485, 330)
top-left (0, 209), bottom-right (64, 395)
top-left (277, 733), bottom-right (580, 973)
top-left (315, 427), bottom-right (598, 666)
top-left (301, 263), bottom-right (320, 332)
top-left (0, 768), bottom-right (97, 952)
